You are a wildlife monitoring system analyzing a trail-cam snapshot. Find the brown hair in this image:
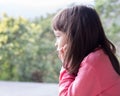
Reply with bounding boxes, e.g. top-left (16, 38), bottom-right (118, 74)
top-left (52, 5), bottom-right (120, 76)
